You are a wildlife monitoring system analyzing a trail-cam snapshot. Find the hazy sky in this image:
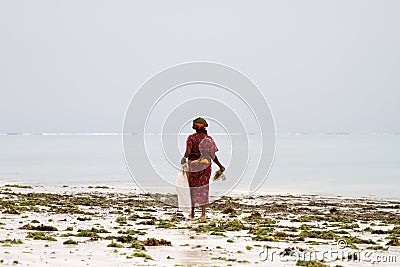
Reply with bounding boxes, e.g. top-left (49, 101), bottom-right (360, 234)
top-left (1, 1), bottom-right (399, 133)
